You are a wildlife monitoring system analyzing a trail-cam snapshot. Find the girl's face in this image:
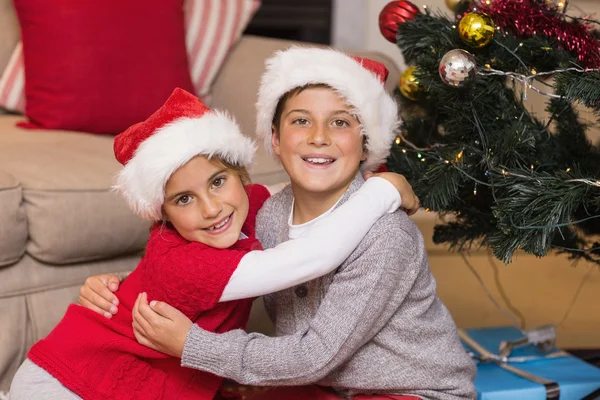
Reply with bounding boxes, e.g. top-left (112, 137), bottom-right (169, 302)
top-left (272, 87), bottom-right (366, 197)
top-left (163, 156), bottom-right (249, 249)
